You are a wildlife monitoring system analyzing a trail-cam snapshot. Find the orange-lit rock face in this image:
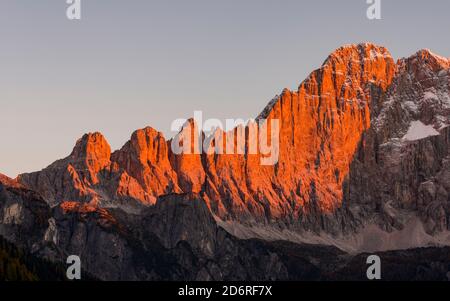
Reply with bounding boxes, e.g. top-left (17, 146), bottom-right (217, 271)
top-left (270, 44), bottom-right (395, 213)
top-left (60, 201), bottom-right (117, 225)
top-left (17, 43), bottom-right (396, 222)
top-left (114, 170), bottom-right (155, 205)
top-left (0, 173), bottom-right (21, 188)
top-left (111, 127), bottom-right (180, 196)
top-left (199, 44), bottom-right (396, 219)
top-left (17, 133), bottom-right (112, 206)
top-left (412, 49), bottom-right (450, 71)
top-left (70, 132), bottom-right (111, 184)
top-left (168, 119), bottom-right (206, 193)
